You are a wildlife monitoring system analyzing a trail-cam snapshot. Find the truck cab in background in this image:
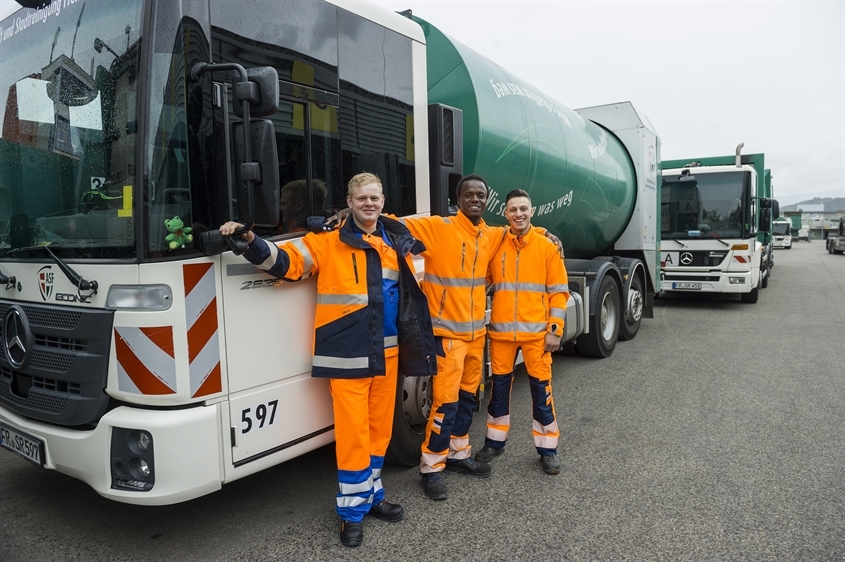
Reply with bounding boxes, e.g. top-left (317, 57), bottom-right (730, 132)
top-left (660, 145), bottom-right (778, 304)
top-left (826, 216), bottom-right (845, 254)
top-left (772, 217), bottom-right (793, 249)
